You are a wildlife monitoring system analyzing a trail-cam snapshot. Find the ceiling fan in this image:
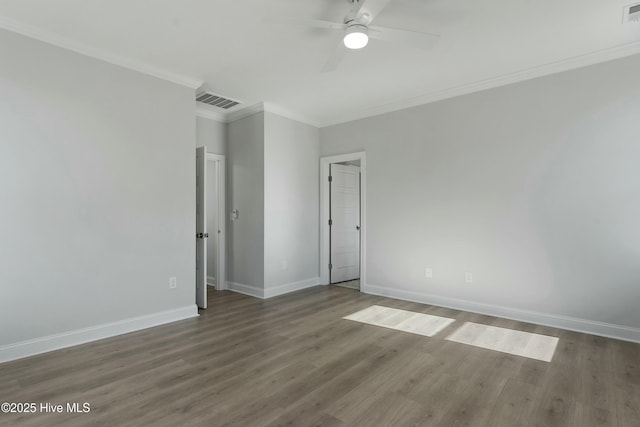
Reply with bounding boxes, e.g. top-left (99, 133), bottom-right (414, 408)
top-left (268, 0), bottom-right (440, 72)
